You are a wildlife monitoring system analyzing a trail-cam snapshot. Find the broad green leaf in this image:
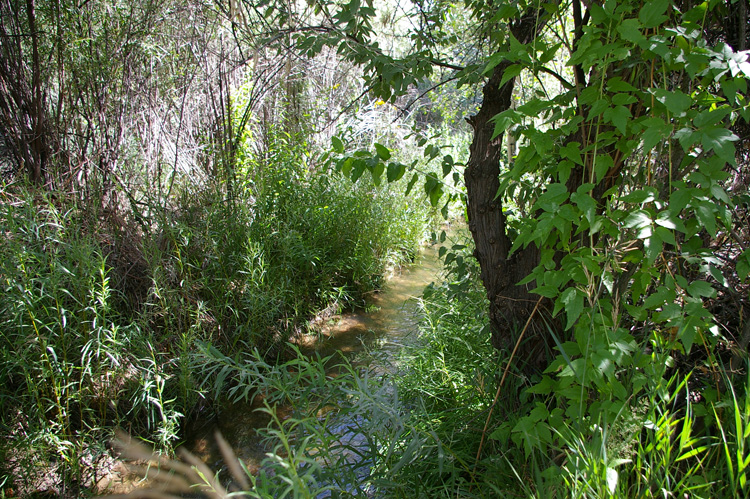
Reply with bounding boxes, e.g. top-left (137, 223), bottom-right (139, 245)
top-left (652, 88), bottom-right (692, 116)
top-left (655, 210), bottom-right (682, 230)
top-left (331, 135), bottom-right (344, 153)
top-left (687, 280), bottom-right (716, 298)
top-left (340, 157), bottom-right (353, 176)
top-left (603, 106), bottom-right (633, 135)
top-left (491, 109), bottom-right (520, 139)
top-left (710, 184), bottom-right (731, 204)
top-left (670, 187), bottom-right (695, 213)
top-left (621, 187), bottom-right (657, 204)
top-left (643, 286), bottom-right (674, 309)
top-left (607, 77), bottom-right (638, 92)
top-left (594, 154), bottom-right (614, 183)
top-left (655, 226), bottom-right (676, 245)
top-left (623, 210), bottom-right (651, 229)
top-left (351, 158), bottom-right (367, 182)
top-left (709, 265), bottom-right (729, 287)
top-left (557, 159), bottom-right (574, 185)
top-left (387, 162), bottom-right (406, 182)
top-left (531, 285), bottom-right (559, 298)
top-left (535, 183), bottom-right (569, 212)
top-left (694, 201), bottom-right (717, 237)
top-left (618, 18), bottom-right (646, 44)
top-left (700, 127), bottom-right (738, 164)
top-left (645, 232), bottom-right (663, 264)
top-left (518, 98), bottom-right (550, 116)
top-left (442, 155), bottom-right (454, 177)
top-left (500, 63), bottom-right (523, 86)
top-left (681, 322), bottom-right (697, 353)
top-left (571, 191), bottom-right (597, 224)
top-left (429, 184), bottom-right (444, 207)
top-left (639, 0), bottom-right (669, 28)
top-left (374, 142), bottom-right (391, 160)
top-left (612, 92), bottom-right (637, 106)
top-left (371, 161), bottom-right (384, 186)
top-left (560, 287), bottom-right (584, 330)
top-left (560, 142), bottom-right (583, 165)
top-left (424, 177), bottom-right (443, 207)
top-left (642, 119), bottom-right (671, 152)
top-left (694, 106), bottom-right (732, 128)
